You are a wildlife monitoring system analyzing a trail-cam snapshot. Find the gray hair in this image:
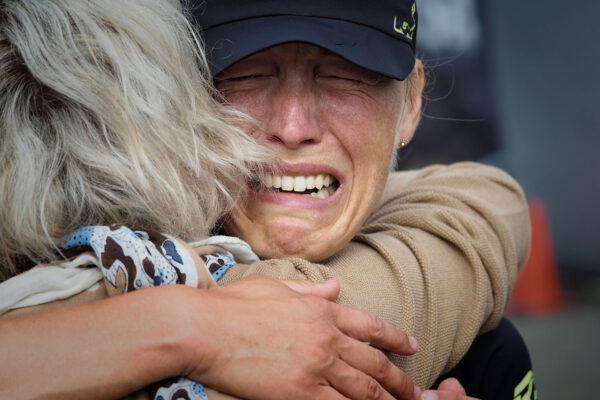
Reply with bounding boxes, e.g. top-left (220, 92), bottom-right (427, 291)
top-left (0, 0), bottom-right (270, 280)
